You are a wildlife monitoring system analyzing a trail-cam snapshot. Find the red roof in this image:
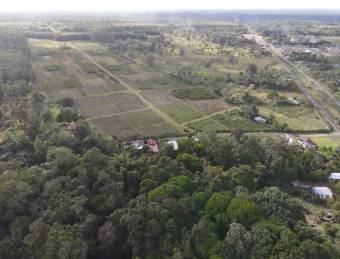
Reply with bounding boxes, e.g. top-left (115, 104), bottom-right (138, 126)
top-left (146, 139), bottom-right (159, 153)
